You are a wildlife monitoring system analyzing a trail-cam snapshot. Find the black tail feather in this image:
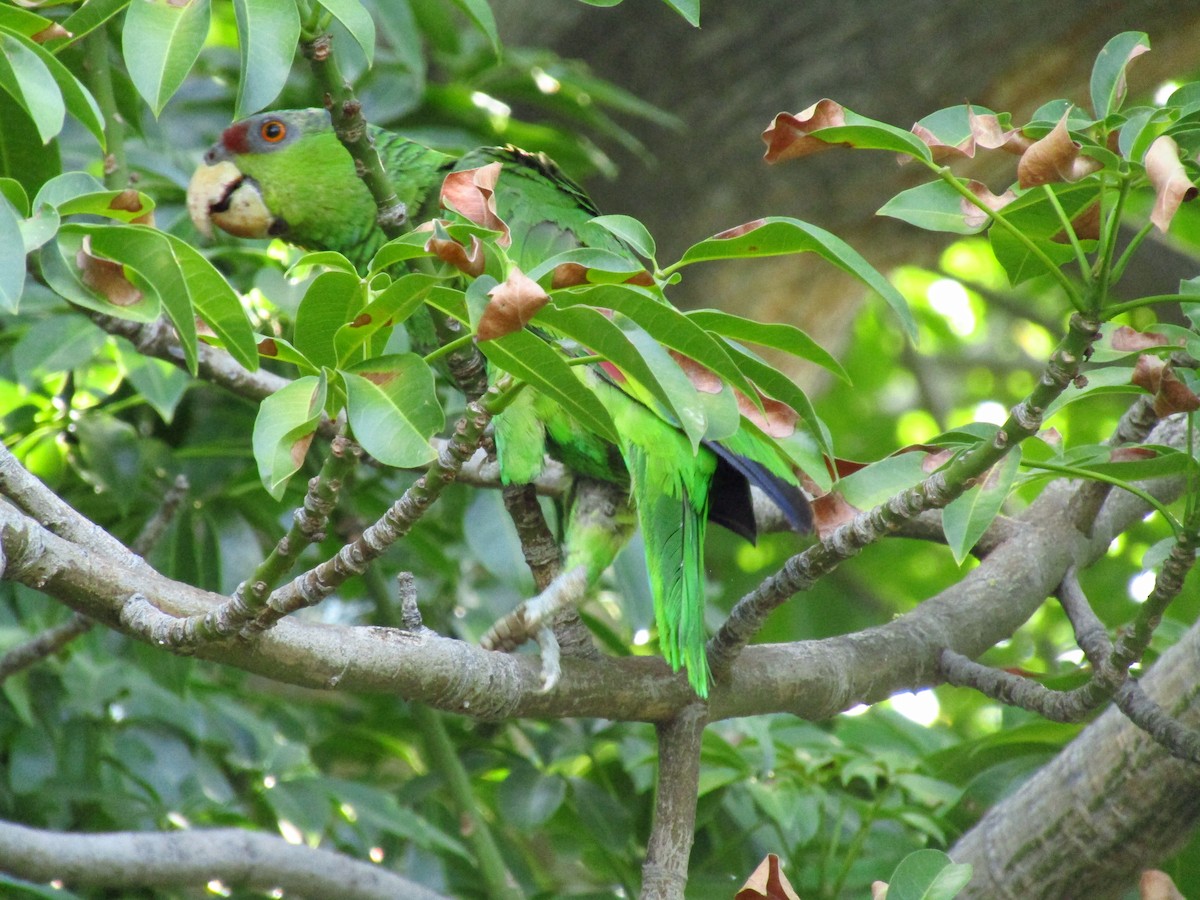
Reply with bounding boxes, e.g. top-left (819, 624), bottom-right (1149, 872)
top-left (704, 441), bottom-right (813, 541)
